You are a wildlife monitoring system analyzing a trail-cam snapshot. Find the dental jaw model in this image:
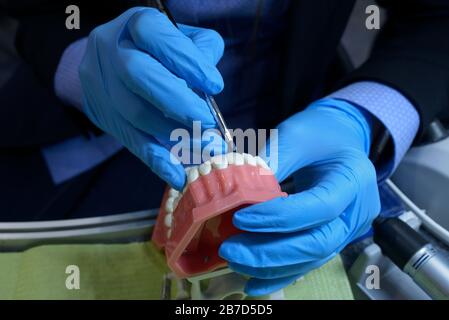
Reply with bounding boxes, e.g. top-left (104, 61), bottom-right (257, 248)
top-left (152, 152), bottom-right (287, 278)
